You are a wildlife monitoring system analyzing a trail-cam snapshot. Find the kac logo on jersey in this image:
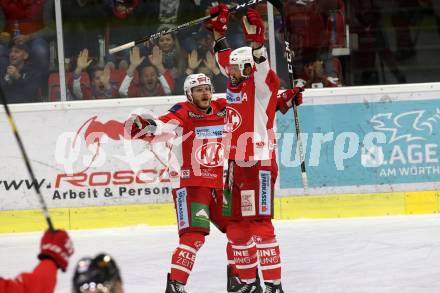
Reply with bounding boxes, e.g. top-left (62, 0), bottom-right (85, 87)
top-left (225, 107), bottom-right (242, 133)
top-left (195, 125), bottom-right (225, 139)
top-left (226, 90), bottom-right (243, 104)
top-left (259, 171), bottom-right (271, 215)
top-left (195, 142), bottom-right (225, 167)
top-left (176, 188), bottom-right (189, 230)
